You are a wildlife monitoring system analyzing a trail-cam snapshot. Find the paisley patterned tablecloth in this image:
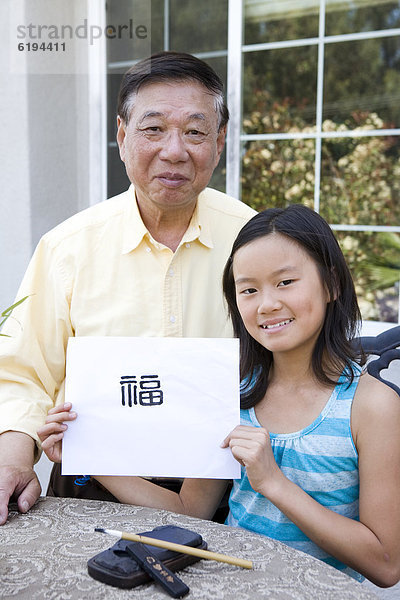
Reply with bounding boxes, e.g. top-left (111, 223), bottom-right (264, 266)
top-left (0, 497), bottom-right (377, 599)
